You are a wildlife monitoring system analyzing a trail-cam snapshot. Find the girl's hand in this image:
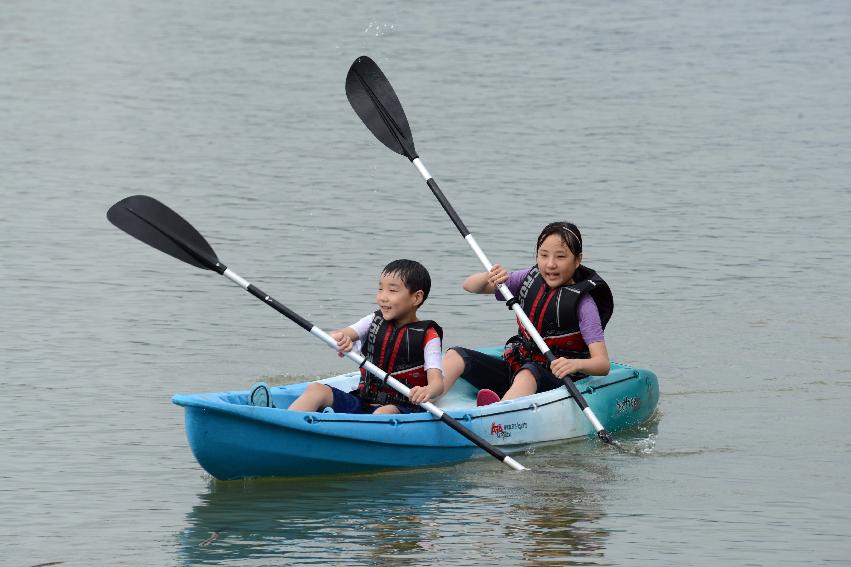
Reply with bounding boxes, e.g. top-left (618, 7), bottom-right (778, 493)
top-left (488, 264), bottom-right (509, 287)
top-left (331, 330), bottom-right (353, 355)
top-left (408, 385), bottom-right (431, 404)
top-left (550, 357), bottom-right (583, 379)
